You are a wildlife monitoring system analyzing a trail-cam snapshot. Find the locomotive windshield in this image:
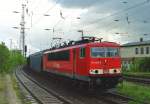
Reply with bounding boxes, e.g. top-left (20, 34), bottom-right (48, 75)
top-left (91, 47), bottom-right (119, 57)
